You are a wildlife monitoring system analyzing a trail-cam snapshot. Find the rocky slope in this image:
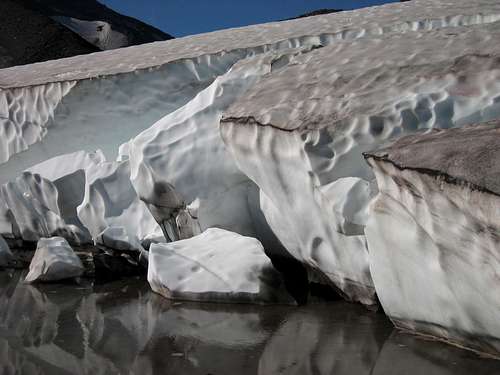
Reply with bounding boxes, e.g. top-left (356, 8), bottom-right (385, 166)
top-left (0, 0), bottom-right (172, 69)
